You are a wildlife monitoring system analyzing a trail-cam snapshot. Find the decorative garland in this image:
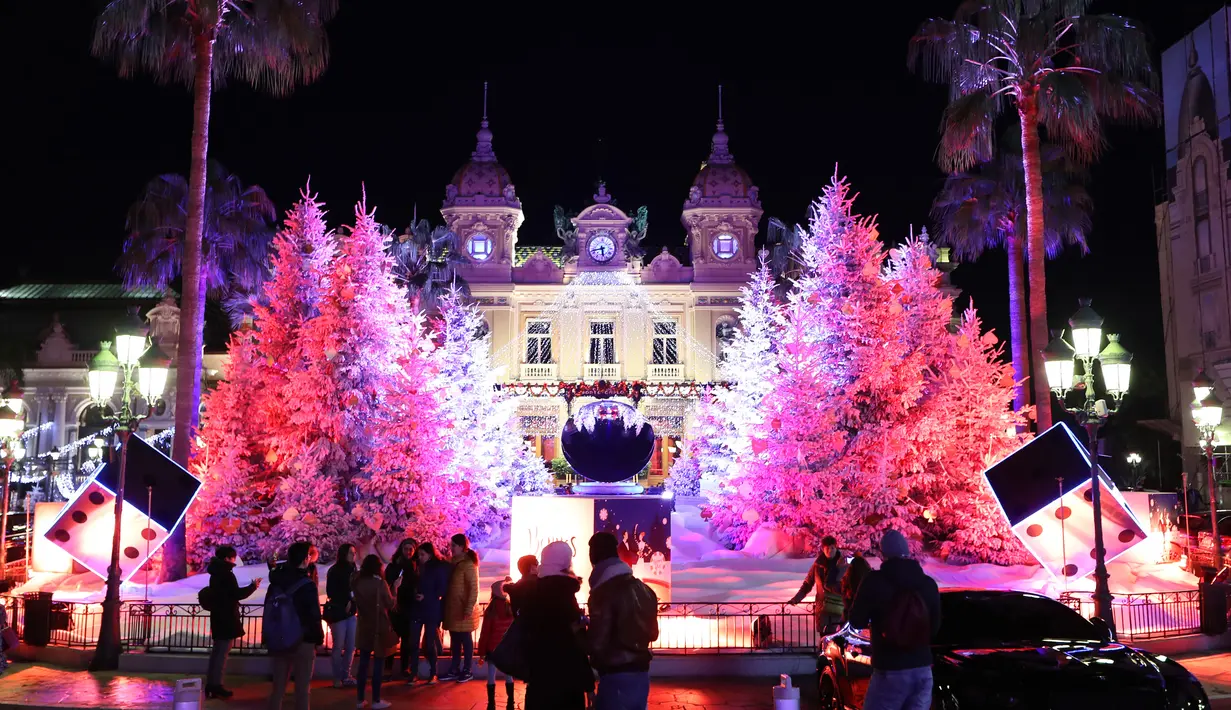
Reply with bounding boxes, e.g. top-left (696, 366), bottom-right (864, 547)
top-left (575, 400), bottom-right (647, 434)
top-left (495, 380), bottom-right (729, 403)
top-left (20, 422), bottom-right (53, 441)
